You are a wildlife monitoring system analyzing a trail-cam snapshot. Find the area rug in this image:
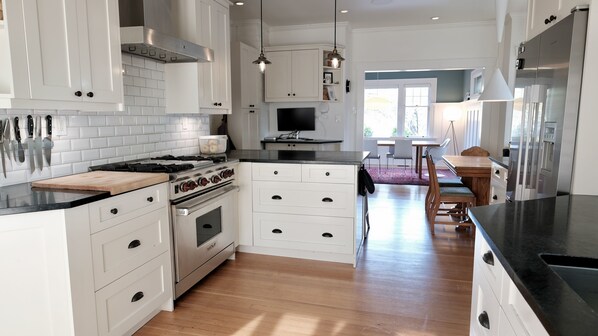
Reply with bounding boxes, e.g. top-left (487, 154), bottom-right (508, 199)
top-left (365, 166), bottom-right (458, 186)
